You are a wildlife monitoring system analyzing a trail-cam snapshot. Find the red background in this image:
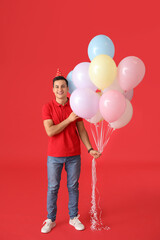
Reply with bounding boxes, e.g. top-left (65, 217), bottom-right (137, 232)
top-left (0, 0), bottom-right (160, 239)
